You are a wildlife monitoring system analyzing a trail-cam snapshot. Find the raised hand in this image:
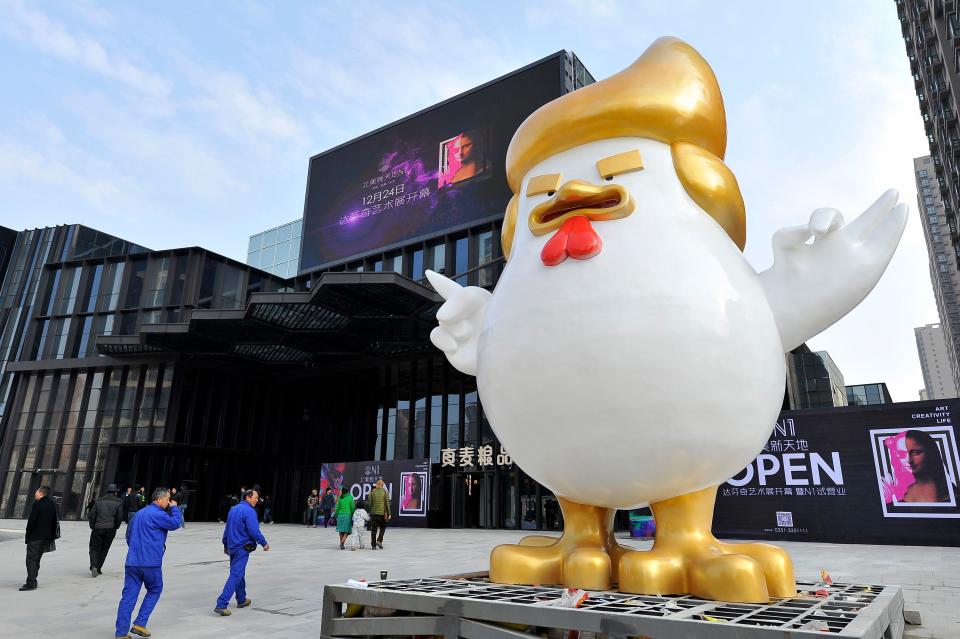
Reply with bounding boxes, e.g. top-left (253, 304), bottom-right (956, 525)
top-left (426, 270), bottom-right (491, 376)
top-left (758, 189), bottom-right (908, 352)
